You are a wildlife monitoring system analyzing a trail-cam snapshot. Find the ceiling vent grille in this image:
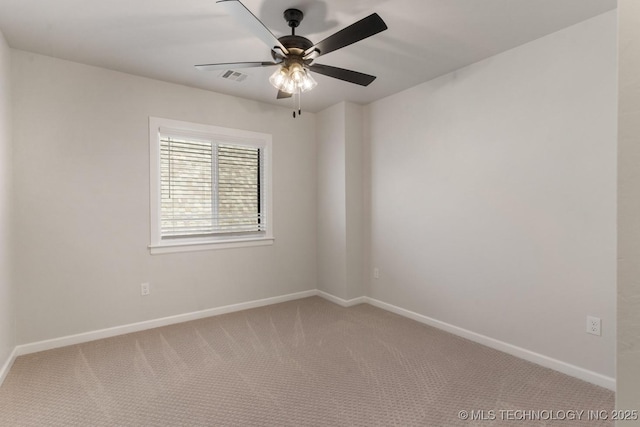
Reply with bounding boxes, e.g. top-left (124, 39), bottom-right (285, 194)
top-left (219, 70), bottom-right (248, 82)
